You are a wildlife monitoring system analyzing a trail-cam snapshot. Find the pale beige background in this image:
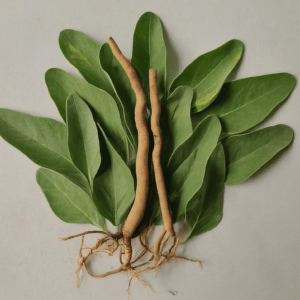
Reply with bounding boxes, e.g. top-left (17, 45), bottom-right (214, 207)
top-left (0, 0), bottom-right (300, 299)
